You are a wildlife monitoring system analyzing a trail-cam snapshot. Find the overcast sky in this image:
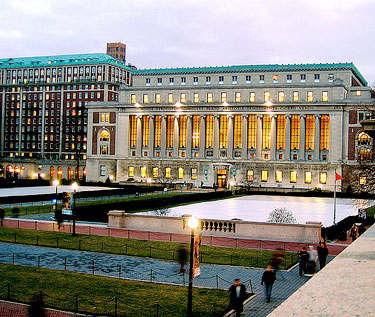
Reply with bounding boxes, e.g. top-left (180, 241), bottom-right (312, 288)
top-left (1, 0), bottom-right (374, 86)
